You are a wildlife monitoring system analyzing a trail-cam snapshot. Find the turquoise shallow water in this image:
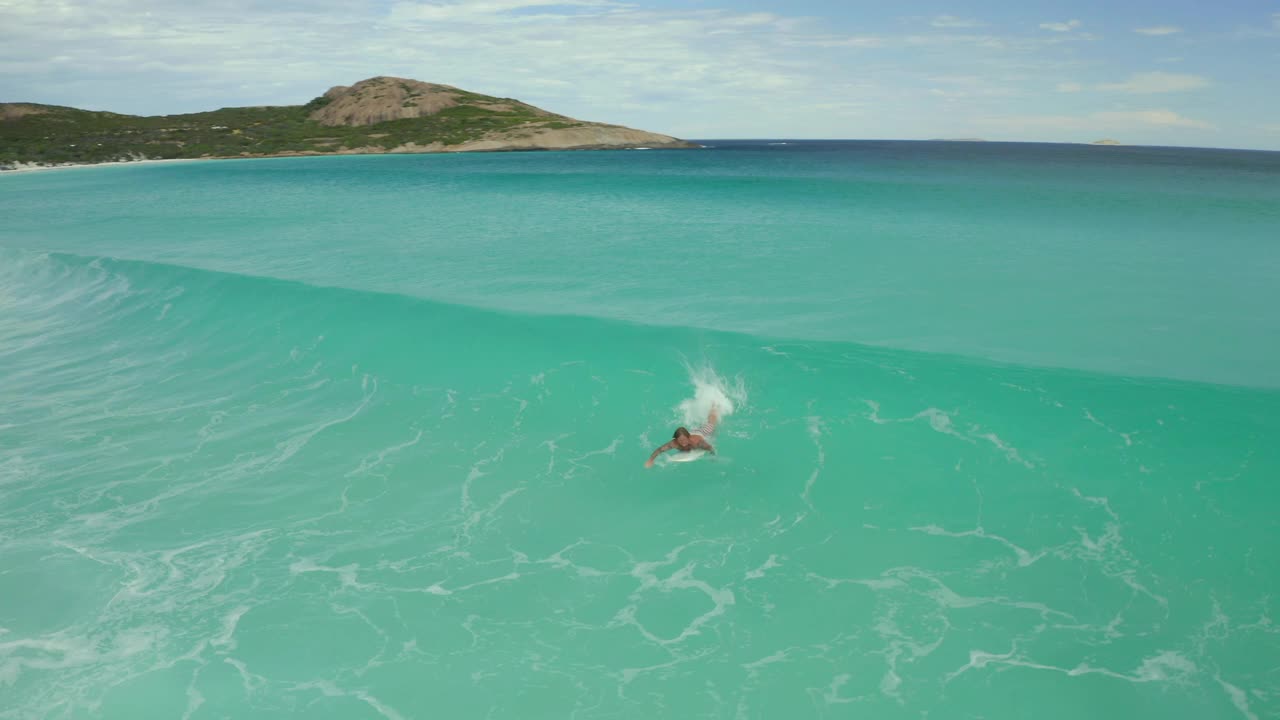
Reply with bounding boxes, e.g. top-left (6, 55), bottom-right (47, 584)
top-left (1, 142), bottom-right (1279, 719)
